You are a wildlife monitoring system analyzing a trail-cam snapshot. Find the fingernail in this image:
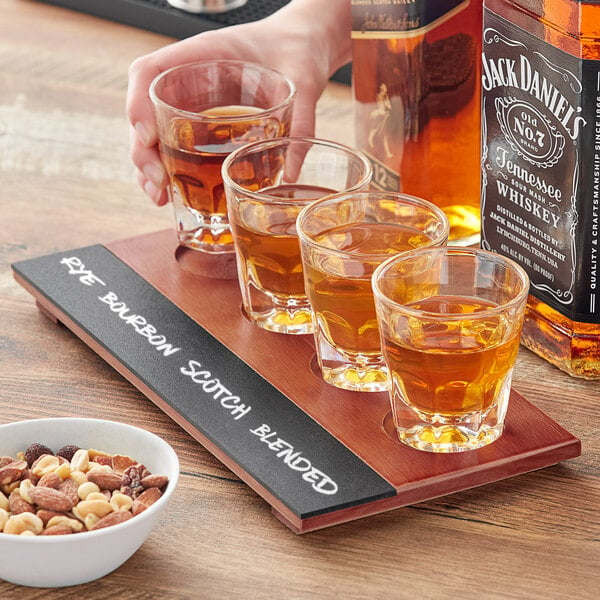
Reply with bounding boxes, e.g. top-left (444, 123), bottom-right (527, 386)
top-left (135, 121), bottom-right (152, 146)
top-left (142, 162), bottom-right (166, 187)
